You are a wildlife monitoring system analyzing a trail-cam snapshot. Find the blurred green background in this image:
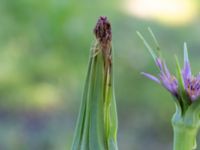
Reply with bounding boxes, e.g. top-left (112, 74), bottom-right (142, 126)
top-left (1, 0), bottom-right (200, 149)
